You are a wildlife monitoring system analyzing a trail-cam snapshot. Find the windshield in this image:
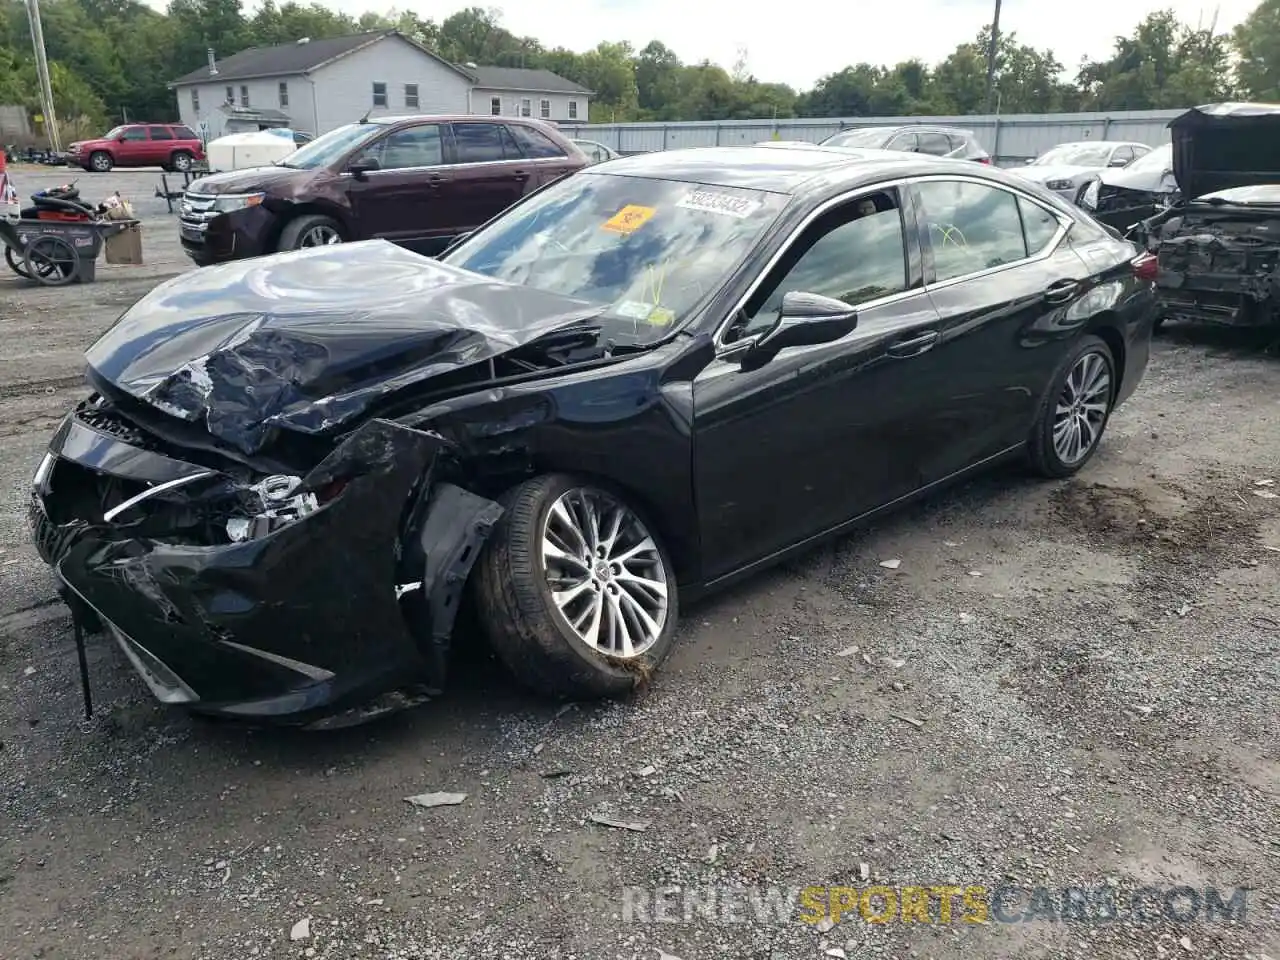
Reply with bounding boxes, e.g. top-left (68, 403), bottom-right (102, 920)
top-left (1033, 143), bottom-right (1114, 167)
top-left (821, 128), bottom-right (892, 148)
top-left (1125, 143), bottom-right (1172, 174)
top-left (442, 172), bottom-right (790, 345)
top-left (103, 126), bottom-right (125, 140)
top-left (278, 122), bottom-right (381, 169)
